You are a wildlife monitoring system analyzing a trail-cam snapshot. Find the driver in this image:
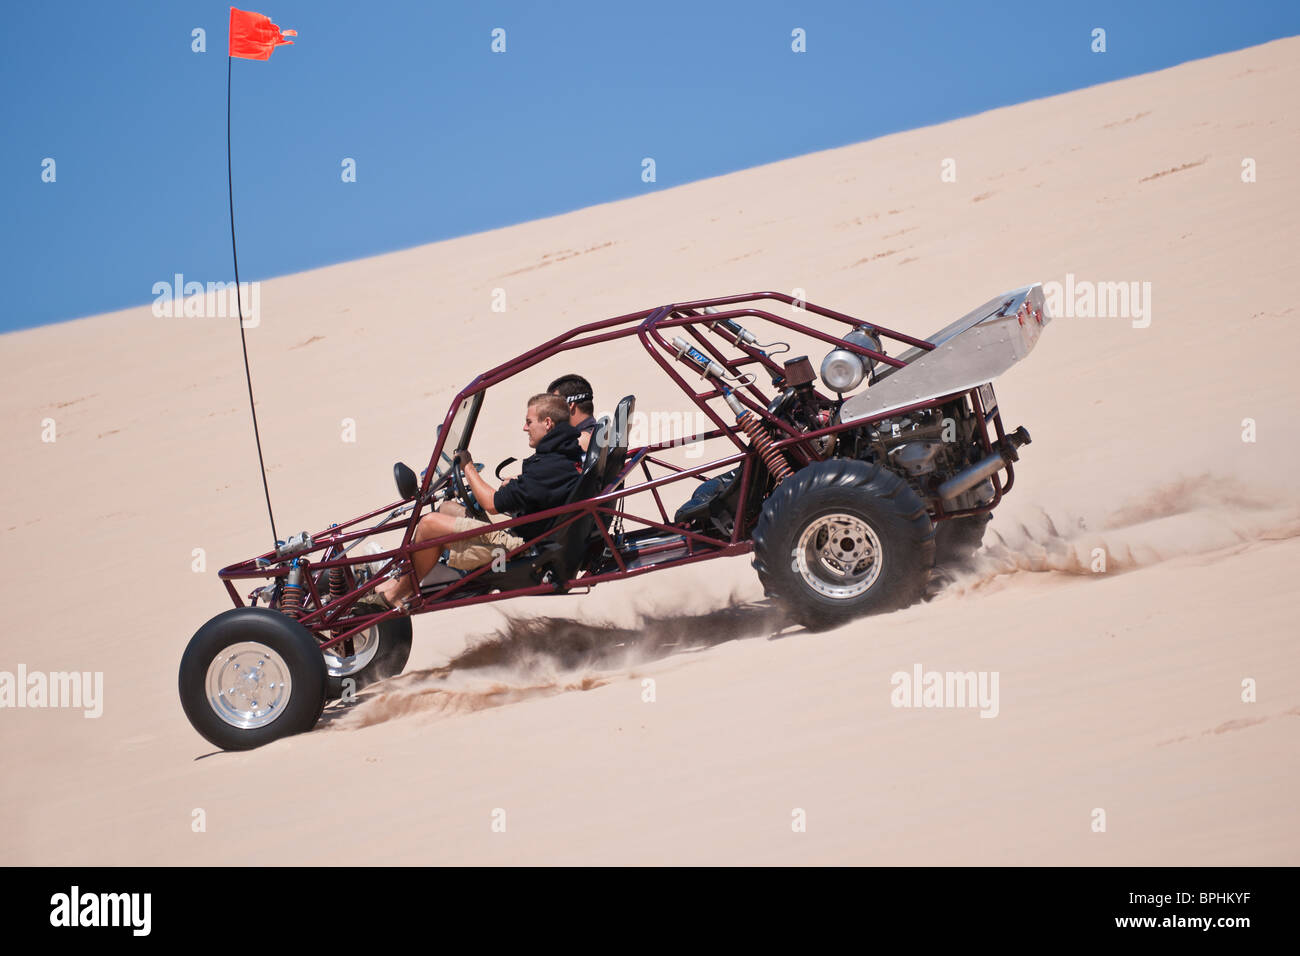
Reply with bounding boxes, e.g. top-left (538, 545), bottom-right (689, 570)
top-left (375, 393), bottom-right (584, 608)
